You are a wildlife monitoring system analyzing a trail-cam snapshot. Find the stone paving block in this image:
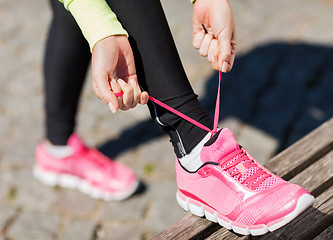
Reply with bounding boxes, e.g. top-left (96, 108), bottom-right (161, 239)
top-left (100, 224), bottom-right (142, 240)
top-left (237, 124), bottom-right (279, 166)
top-left (251, 43), bottom-right (332, 147)
top-left (0, 116), bottom-right (12, 143)
top-left (1, 133), bottom-right (39, 167)
top-left (76, 111), bottom-right (101, 146)
top-left (4, 66), bottom-right (42, 97)
top-left (1, 93), bottom-right (43, 119)
top-left (217, 44), bottom-right (289, 124)
top-left (112, 149), bottom-right (139, 175)
top-left (98, 119), bottom-right (164, 164)
top-left (53, 189), bottom-right (97, 218)
top-left (79, 87), bottom-right (109, 118)
top-left (288, 60), bottom-right (333, 146)
top-left (0, 168), bottom-right (15, 201)
top-left (100, 194), bottom-right (147, 222)
top-left (0, 49), bottom-right (20, 86)
top-left (143, 181), bottom-right (186, 239)
top-left (135, 136), bottom-right (175, 181)
top-left (7, 211), bottom-right (61, 240)
top-left (286, 109), bottom-right (324, 148)
top-left (218, 116), bottom-right (243, 138)
top-left (1, 112), bottom-right (42, 167)
top-left (11, 168), bottom-right (59, 212)
top-left (61, 220), bottom-right (96, 240)
top-left (0, 203), bottom-right (16, 230)
top-left (161, 0), bottom-right (213, 90)
top-left (94, 111), bottom-right (142, 144)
